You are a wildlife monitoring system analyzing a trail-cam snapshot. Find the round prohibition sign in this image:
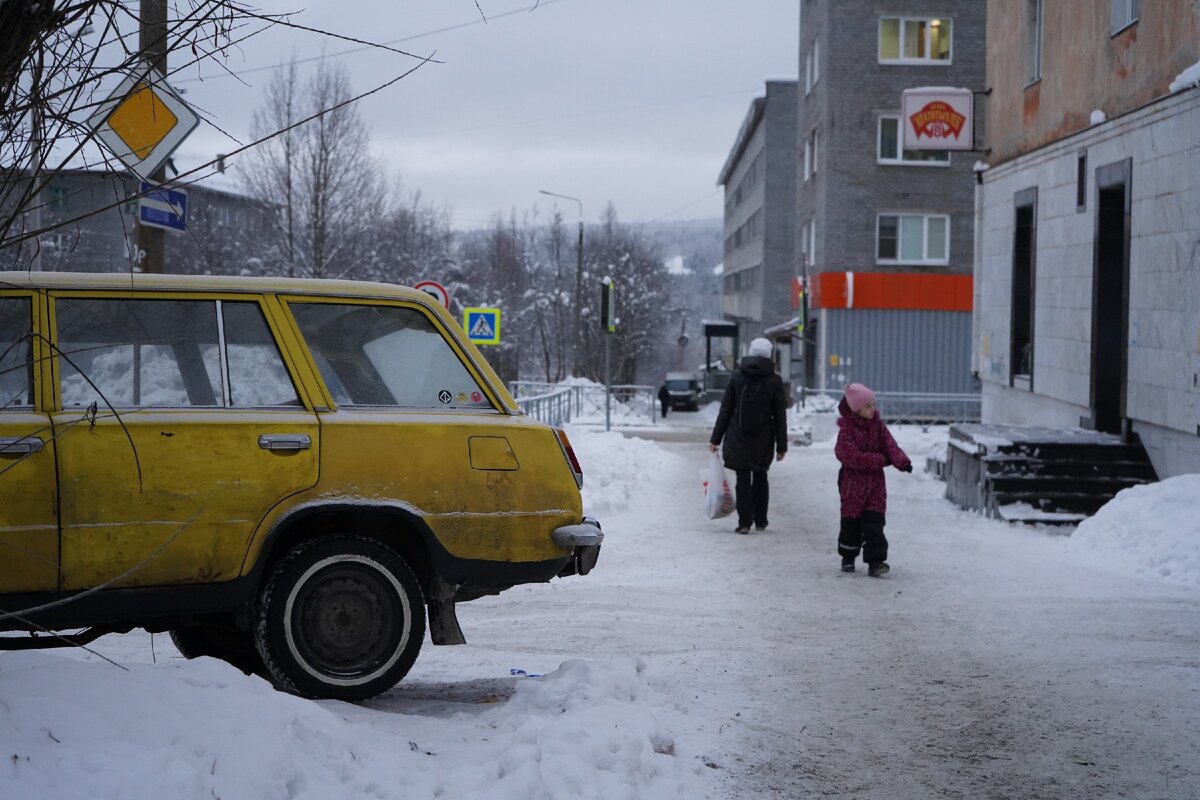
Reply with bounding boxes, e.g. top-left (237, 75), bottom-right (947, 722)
top-left (413, 280), bottom-right (450, 310)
